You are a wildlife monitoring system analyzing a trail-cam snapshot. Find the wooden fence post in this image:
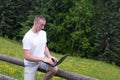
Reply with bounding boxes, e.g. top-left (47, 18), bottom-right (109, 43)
top-left (0, 54), bottom-right (98, 80)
